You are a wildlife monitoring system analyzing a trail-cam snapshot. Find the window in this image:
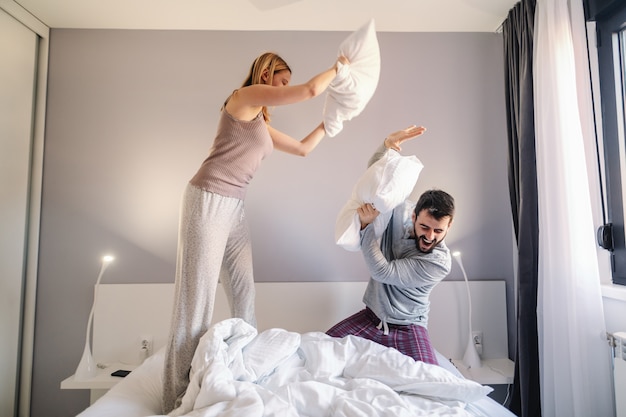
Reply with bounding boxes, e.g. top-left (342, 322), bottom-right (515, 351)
top-left (593, 3), bottom-right (626, 285)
